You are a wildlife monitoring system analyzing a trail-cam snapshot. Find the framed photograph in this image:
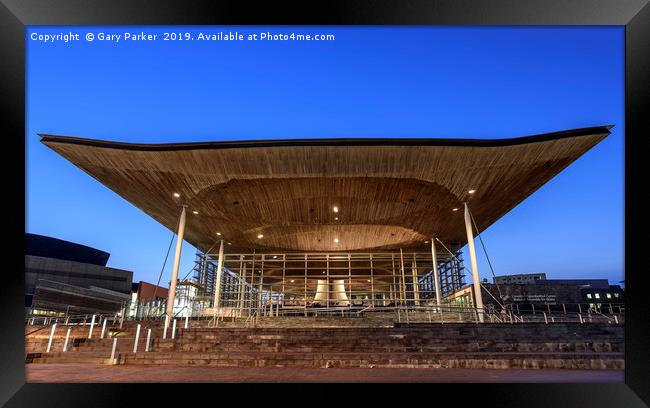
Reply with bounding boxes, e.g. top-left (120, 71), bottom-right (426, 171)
top-left (2, 0), bottom-right (648, 406)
